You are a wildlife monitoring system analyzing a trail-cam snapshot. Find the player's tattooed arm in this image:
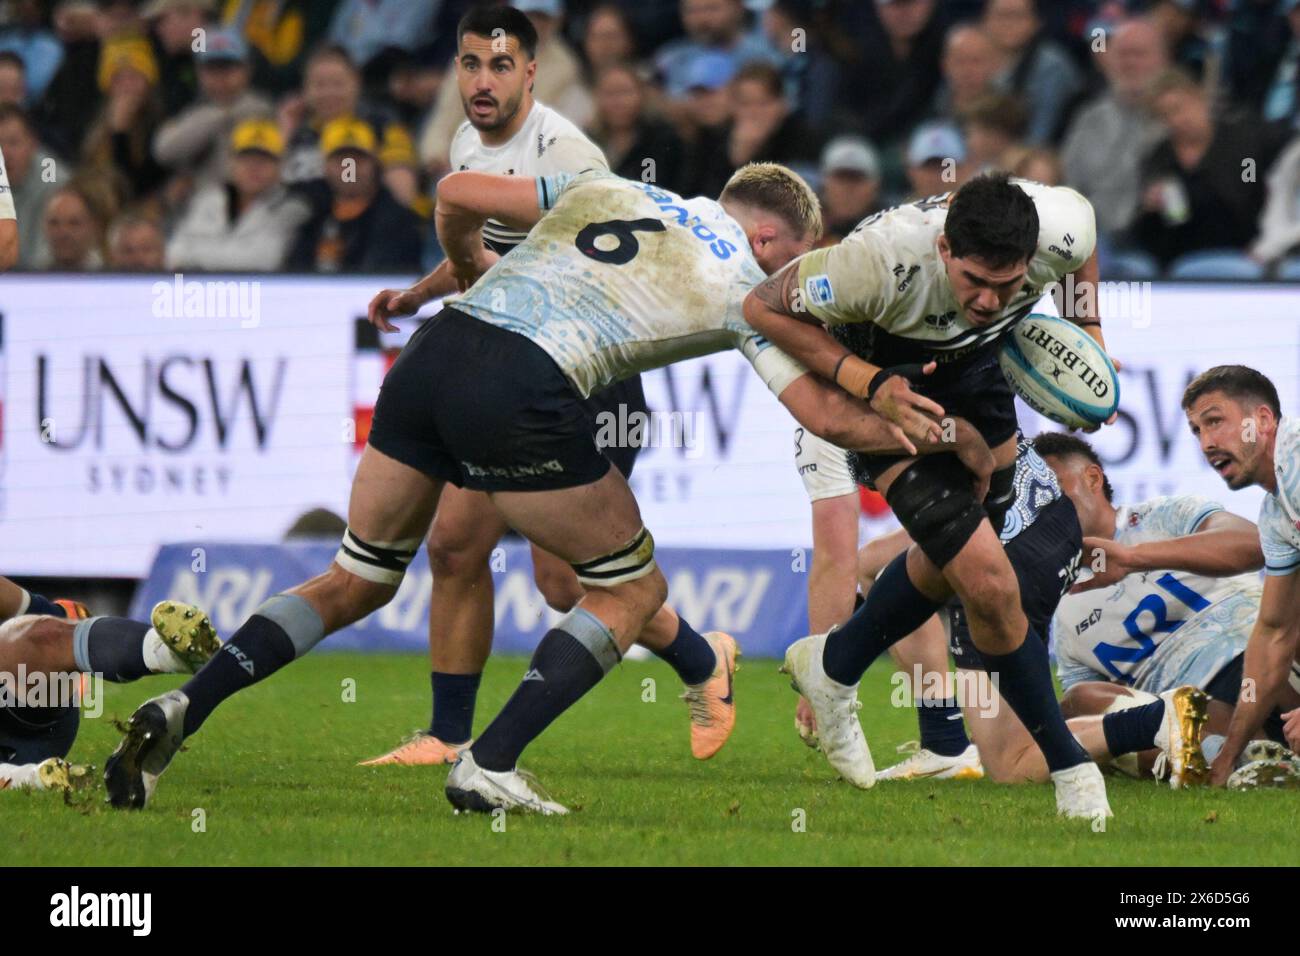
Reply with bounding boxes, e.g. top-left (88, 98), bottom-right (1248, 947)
top-left (750, 262), bottom-right (807, 320)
